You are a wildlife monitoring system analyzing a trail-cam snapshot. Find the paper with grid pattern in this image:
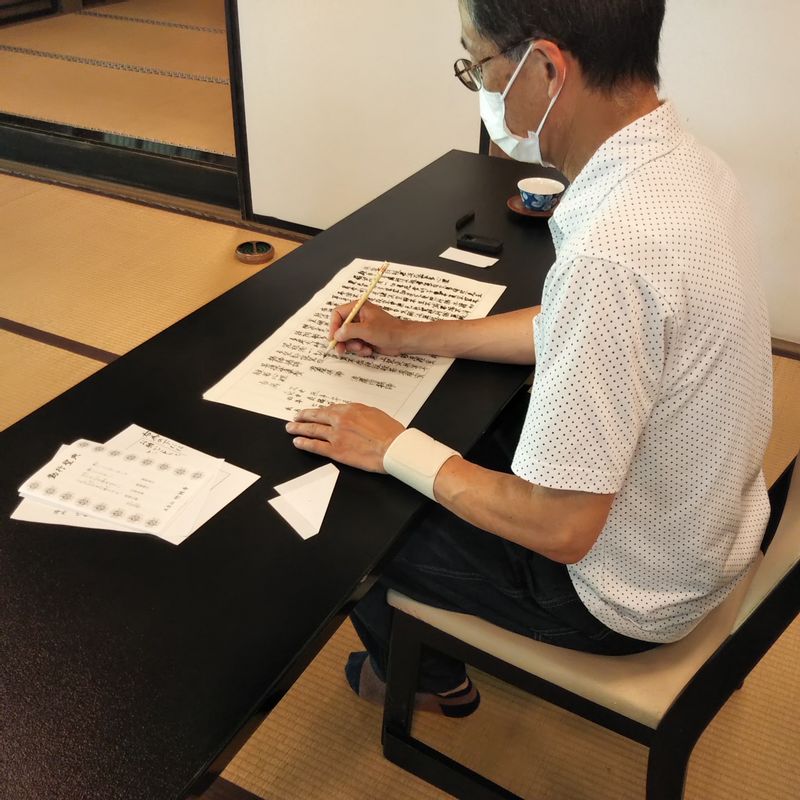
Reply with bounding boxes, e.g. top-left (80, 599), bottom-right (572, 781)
top-left (12, 426), bottom-right (259, 545)
top-left (19, 439), bottom-right (218, 536)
